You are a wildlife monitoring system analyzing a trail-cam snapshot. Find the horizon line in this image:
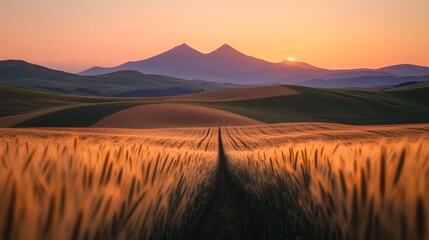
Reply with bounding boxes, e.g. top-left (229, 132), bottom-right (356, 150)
top-left (1, 42), bottom-right (428, 74)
